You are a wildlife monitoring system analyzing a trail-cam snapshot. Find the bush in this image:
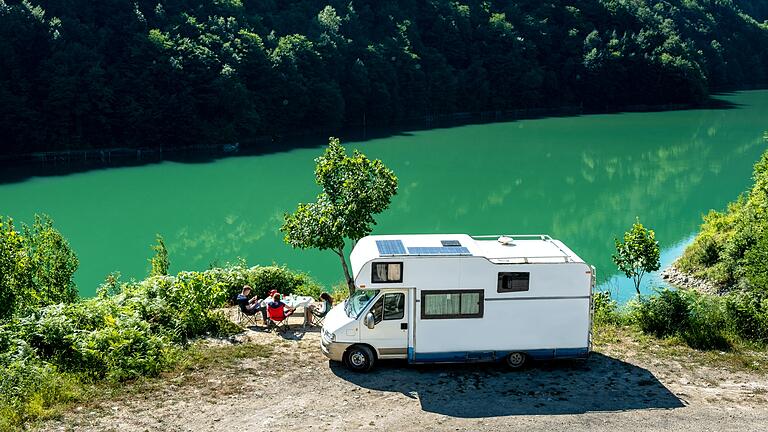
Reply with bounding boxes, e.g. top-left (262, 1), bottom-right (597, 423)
top-left (0, 262), bottom-right (321, 429)
top-left (592, 291), bottom-right (621, 325)
top-left (0, 215), bottom-right (79, 320)
top-left (631, 289), bottom-right (690, 338)
top-left (0, 359), bottom-right (71, 429)
top-left (630, 288), bottom-right (732, 350)
top-left (725, 291), bottom-right (768, 343)
top-left (681, 291), bottom-right (730, 350)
